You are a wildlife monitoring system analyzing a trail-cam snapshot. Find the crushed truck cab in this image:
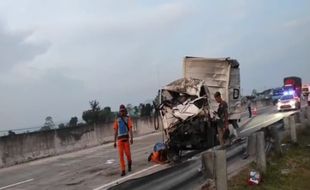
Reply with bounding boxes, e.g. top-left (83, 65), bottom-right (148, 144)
top-left (156, 57), bottom-right (242, 161)
top-left (158, 78), bottom-right (215, 160)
